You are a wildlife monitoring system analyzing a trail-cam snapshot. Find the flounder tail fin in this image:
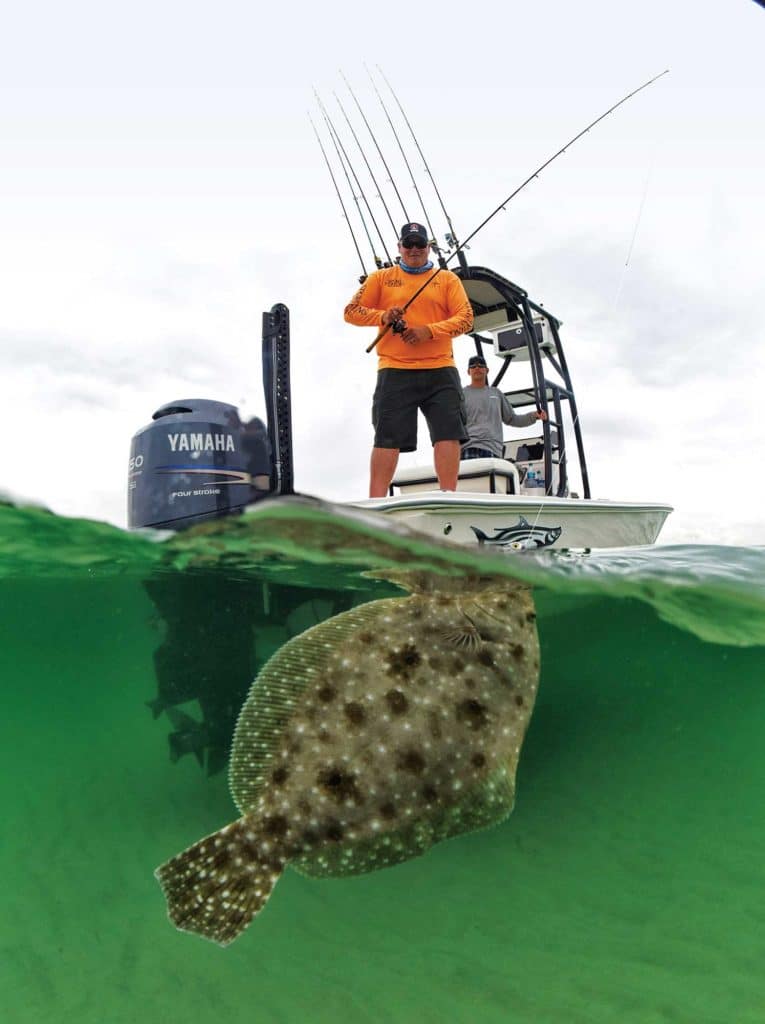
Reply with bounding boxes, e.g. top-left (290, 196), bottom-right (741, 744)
top-left (155, 818), bottom-right (282, 946)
